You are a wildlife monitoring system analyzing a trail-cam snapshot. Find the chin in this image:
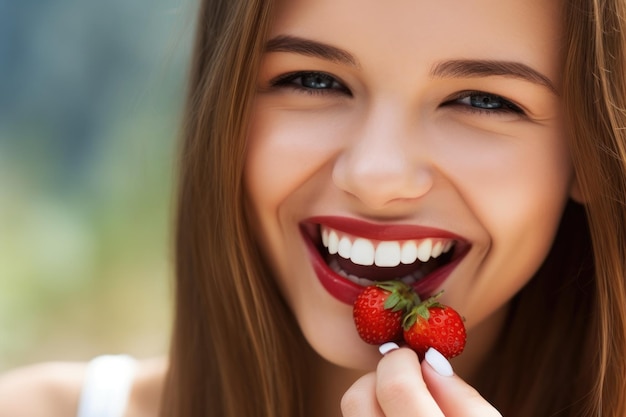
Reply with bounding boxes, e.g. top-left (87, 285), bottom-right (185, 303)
top-left (312, 335), bottom-right (381, 371)
top-left (296, 310), bottom-right (382, 371)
